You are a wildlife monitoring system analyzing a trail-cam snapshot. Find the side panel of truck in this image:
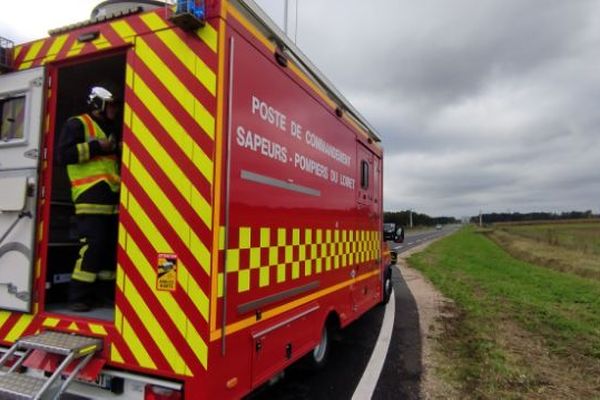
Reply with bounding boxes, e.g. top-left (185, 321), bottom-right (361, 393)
top-left (203, 5), bottom-right (384, 396)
